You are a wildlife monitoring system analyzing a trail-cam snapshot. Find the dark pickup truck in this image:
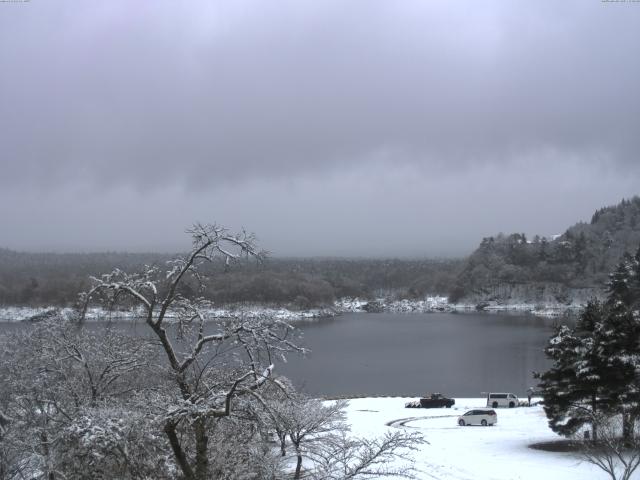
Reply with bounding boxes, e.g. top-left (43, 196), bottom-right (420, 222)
top-left (405, 393), bottom-right (455, 408)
